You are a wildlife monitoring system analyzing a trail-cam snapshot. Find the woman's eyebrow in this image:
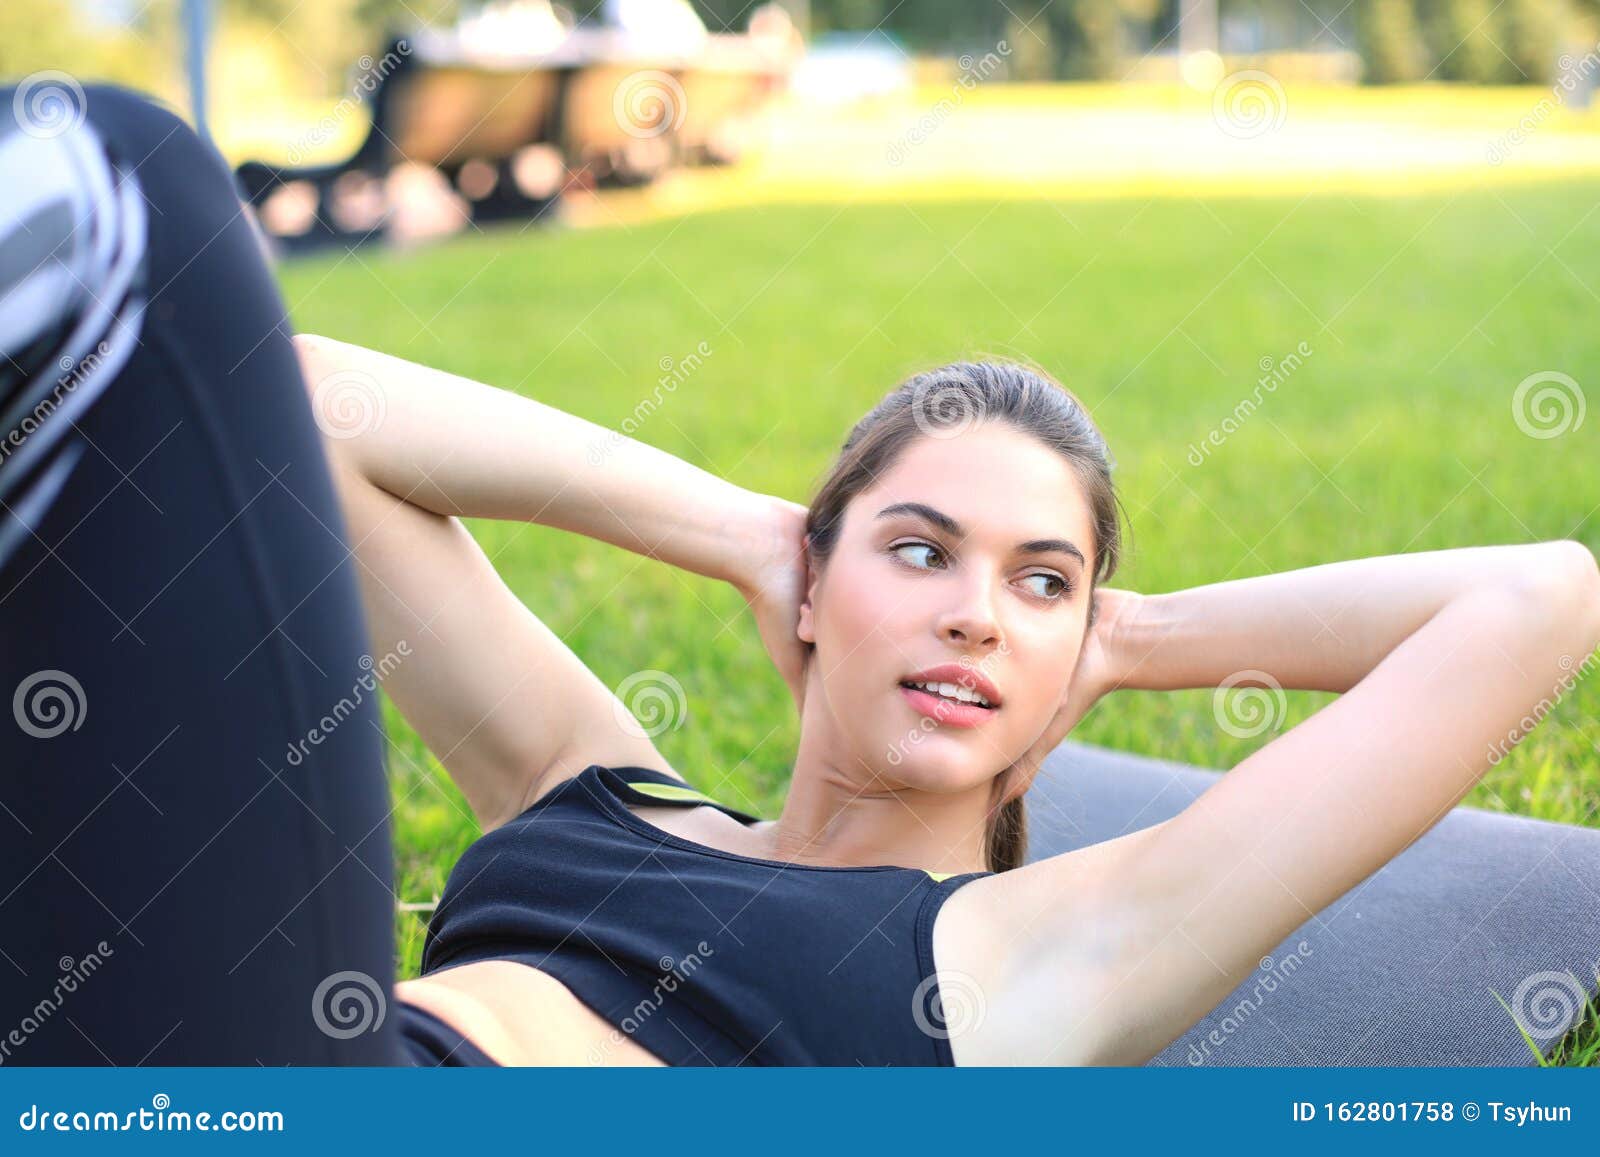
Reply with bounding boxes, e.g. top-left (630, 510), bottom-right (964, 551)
top-left (874, 501), bottom-right (1085, 565)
